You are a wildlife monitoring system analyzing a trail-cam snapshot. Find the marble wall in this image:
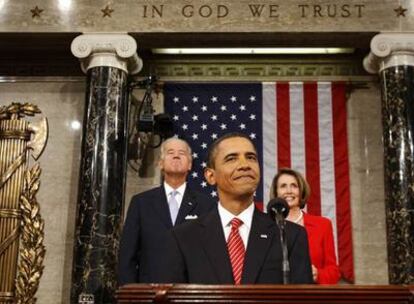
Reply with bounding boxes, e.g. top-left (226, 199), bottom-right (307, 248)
top-left (0, 77), bottom-right (388, 303)
top-left (347, 81), bottom-right (388, 284)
